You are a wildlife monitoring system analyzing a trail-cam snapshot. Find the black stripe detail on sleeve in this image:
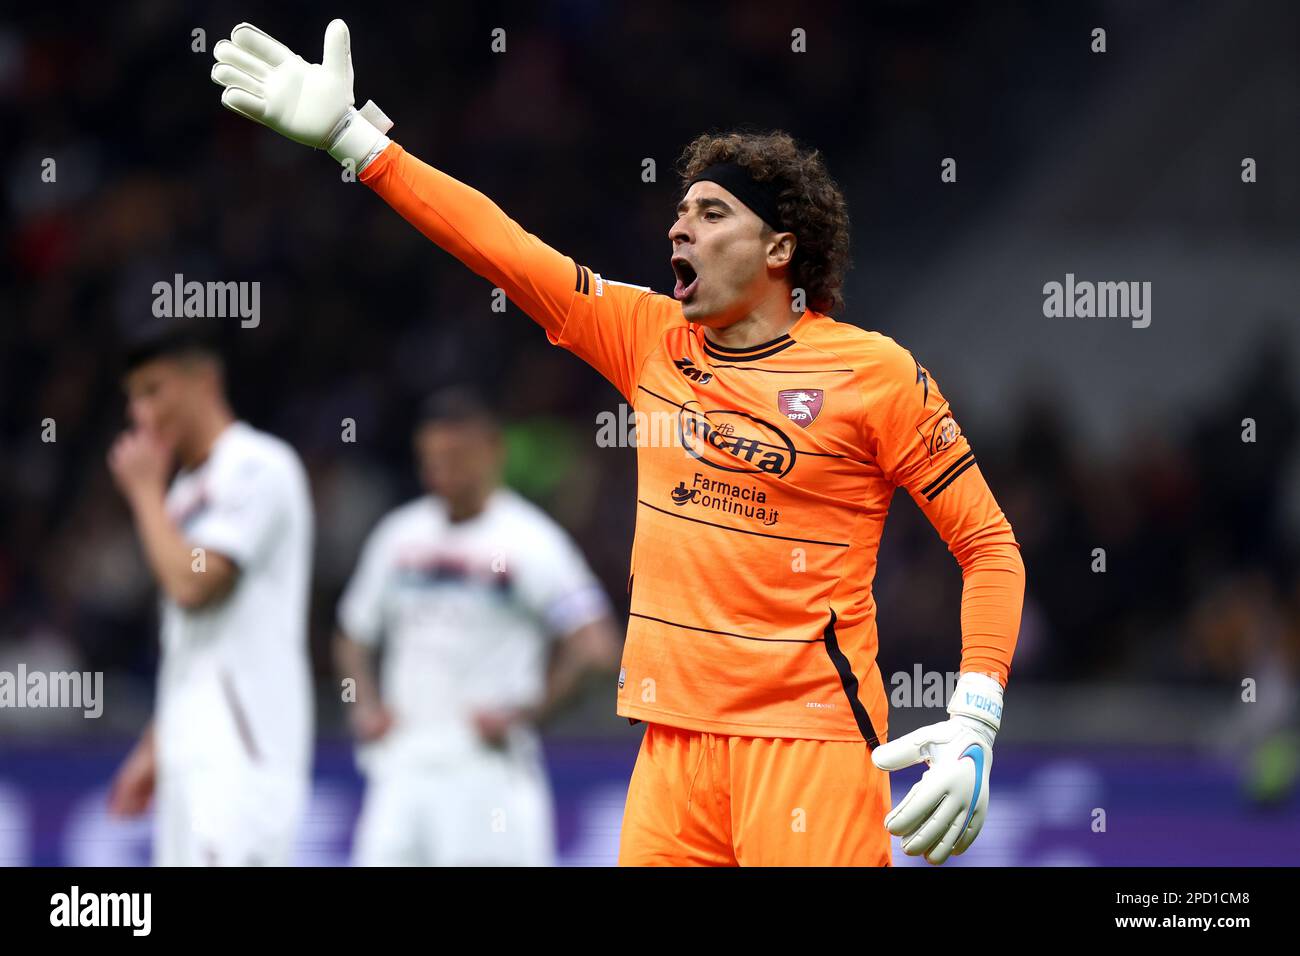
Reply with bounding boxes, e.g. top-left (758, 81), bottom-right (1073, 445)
top-left (920, 450), bottom-right (975, 499)
top-left (581, 266), bottom-right (590, 296)
top-left (920, 452), bottom-right (972, 504)
top-left (821, 609), bottom-right (881, 748)
top-left (573, 261), bottom-right (584, 293)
